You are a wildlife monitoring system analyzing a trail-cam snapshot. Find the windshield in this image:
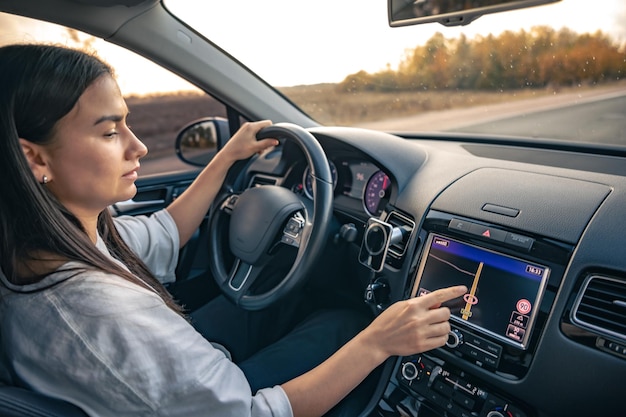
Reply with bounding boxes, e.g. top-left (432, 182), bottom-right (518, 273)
top-left (166, 0), bottom-right (626, 147)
